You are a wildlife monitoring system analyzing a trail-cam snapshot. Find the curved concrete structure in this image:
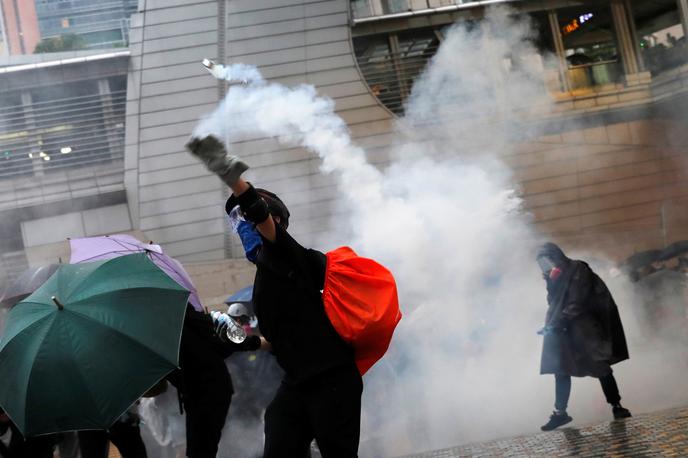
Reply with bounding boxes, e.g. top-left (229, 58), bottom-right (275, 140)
top-left (125, 0), bottom-right (393, 262)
